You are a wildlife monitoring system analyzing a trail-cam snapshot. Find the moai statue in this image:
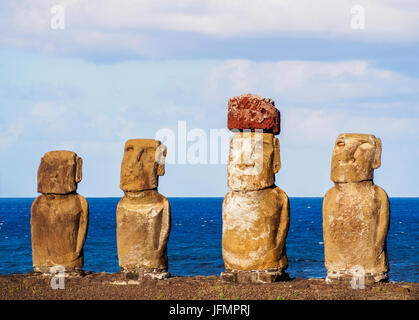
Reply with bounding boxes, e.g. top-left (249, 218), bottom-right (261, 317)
top-left (31, 151), bottom-right (89, 275)
top-left (117, 139), bottom-right (171, 280)
top-left (221, 94), bottom-right (290, 283)
top-left (323, 133), bottom-right (390, 284)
